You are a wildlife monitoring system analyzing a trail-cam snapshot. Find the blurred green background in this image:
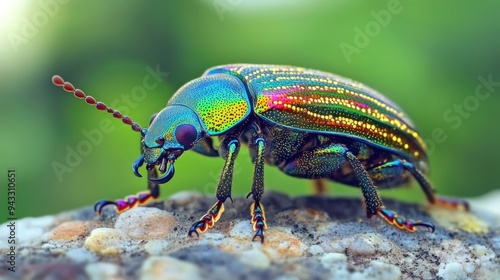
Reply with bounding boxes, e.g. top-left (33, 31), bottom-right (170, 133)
top-left (1, 0), bottom-right (499, 219)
